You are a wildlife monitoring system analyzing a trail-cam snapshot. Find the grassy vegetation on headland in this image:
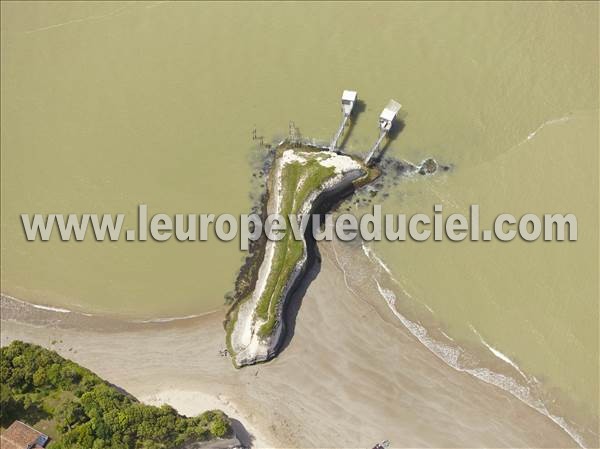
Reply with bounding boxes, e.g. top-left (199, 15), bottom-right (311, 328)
top-left (225, 142), bottom-right (377, 365)
top-left (0, 341), bottom-right (231, 449)
top-left (255, 156), bottom-right (337, 338)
